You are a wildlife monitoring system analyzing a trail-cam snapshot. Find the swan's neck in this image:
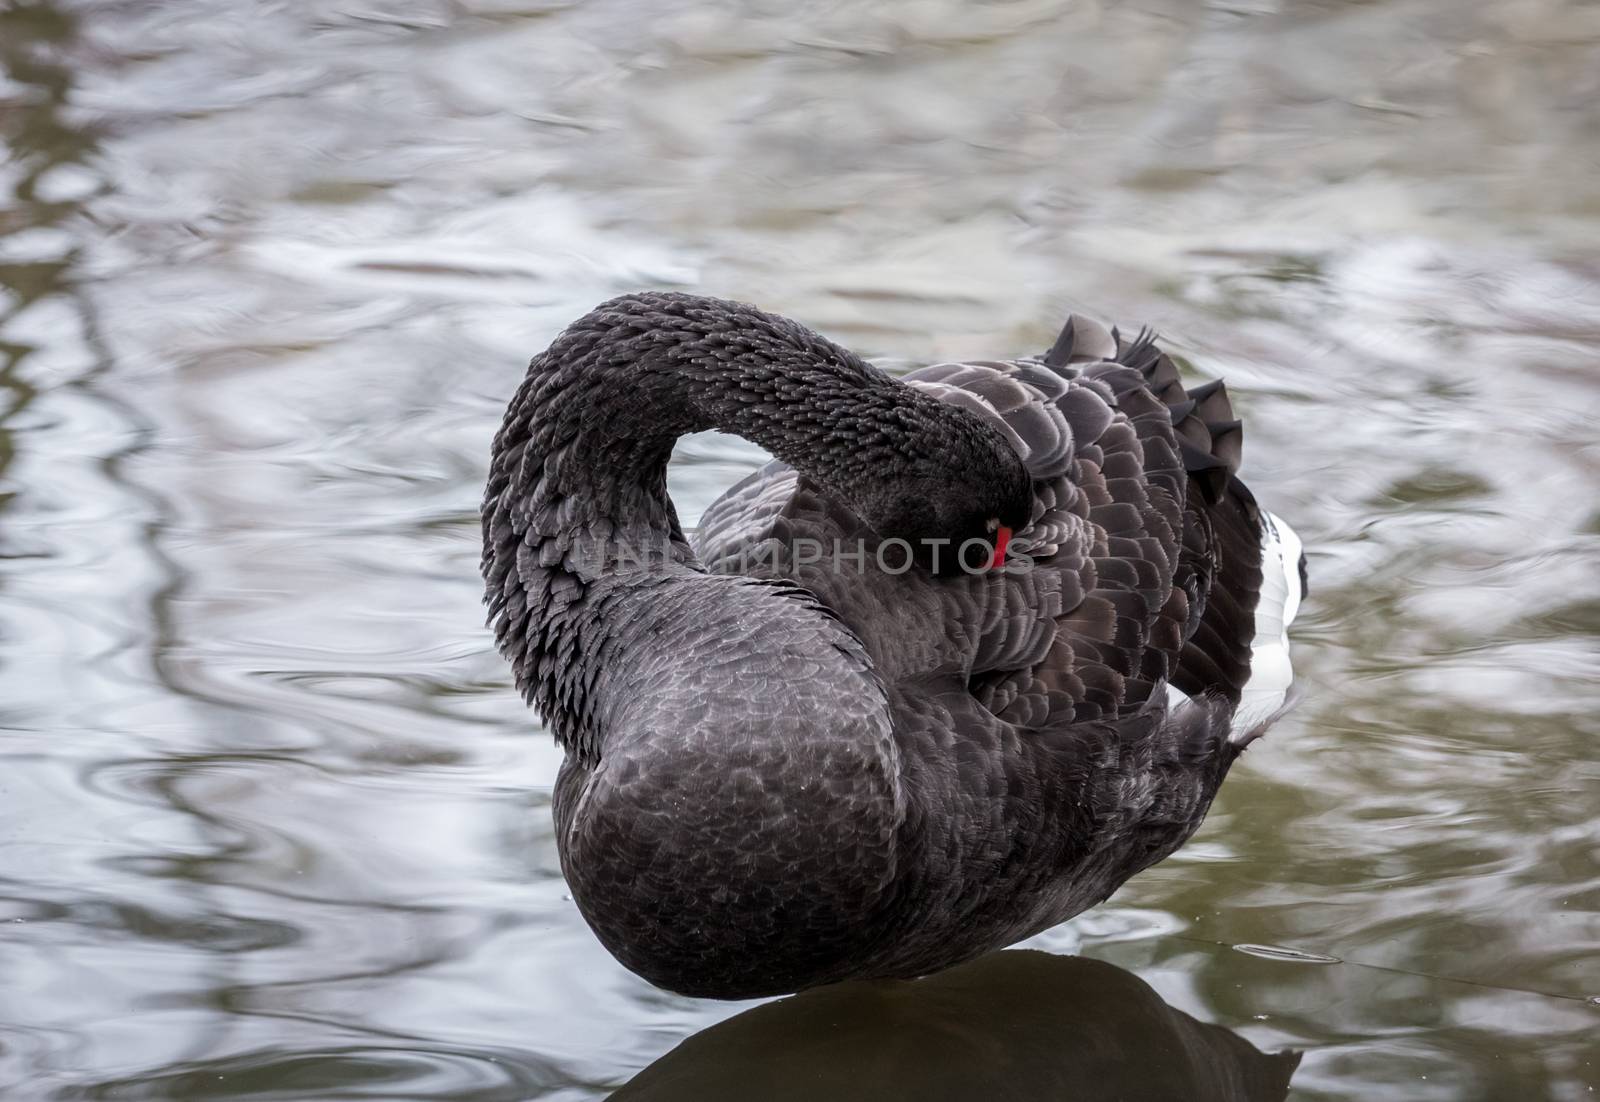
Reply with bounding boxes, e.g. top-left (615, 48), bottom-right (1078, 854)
top-left (482, 294), bottom-right (944, 756)
top-left (486, 296), bottom-right (913, 572)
